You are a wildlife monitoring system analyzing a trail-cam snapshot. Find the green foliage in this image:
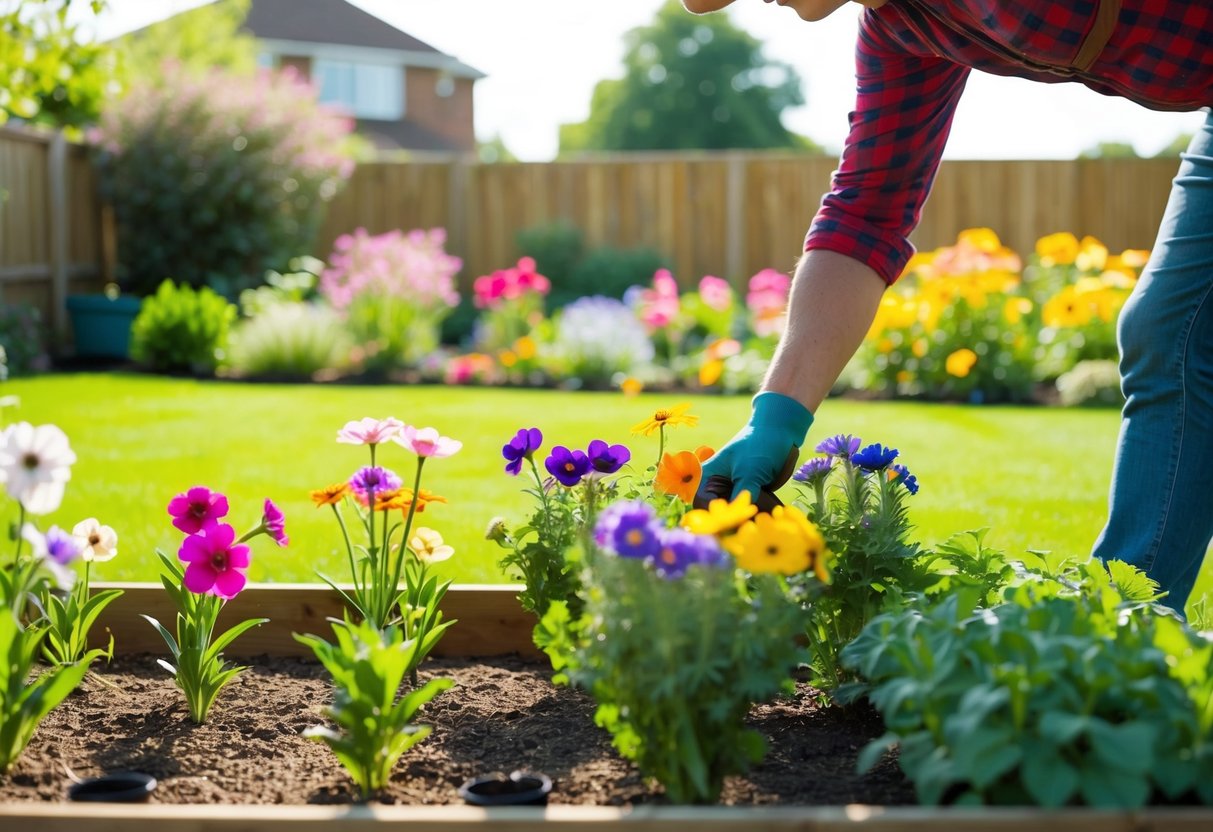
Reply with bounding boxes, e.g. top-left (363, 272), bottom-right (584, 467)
top-left (93, 63), bottom-right (353, 297)
top-left (0, 304), bottom-right (50, 376)
top-left (237, 256), bottom-right (323, 318)
top-left (0, 0), bottom-right (114, 130)
top-left (560, 246), bottom-right (670, 310)
top-left (228, 302), bottom-right (351, 380)
top-left (39, 566), bottom-right (121, 666)
top-left (130, 280), bottom-right (236, 375)
top-left (295, 617), bottom-right (453, 798)
top-left (559, 0), bottom-right (808, 152)
top-left (841, 560), bottom-right (1213, 807)
top-left (514, 222), bottom-right (586, 297)
top-left (116, 0), bottom-right (256, 83)
top-left (1078, 141), bottom-right (1140, 159)
top-left (143, 551), bottom-right (268, 724)
top-left (548, 555), bottom-right (804, 803)
top-left (0, 613), bottom-right (89, 773)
